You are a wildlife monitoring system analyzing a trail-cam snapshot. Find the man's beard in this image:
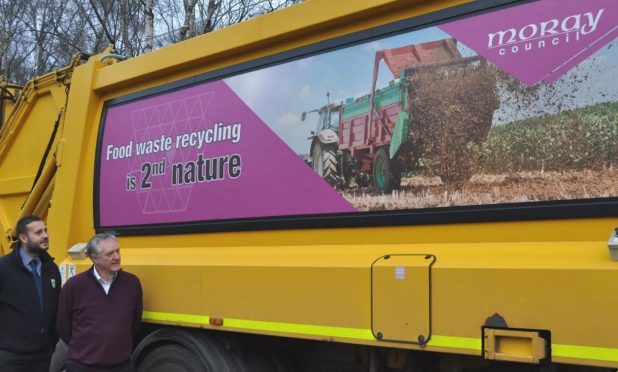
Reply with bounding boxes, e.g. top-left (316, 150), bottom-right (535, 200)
top-left (25, 239), bottom-right (47, 254)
